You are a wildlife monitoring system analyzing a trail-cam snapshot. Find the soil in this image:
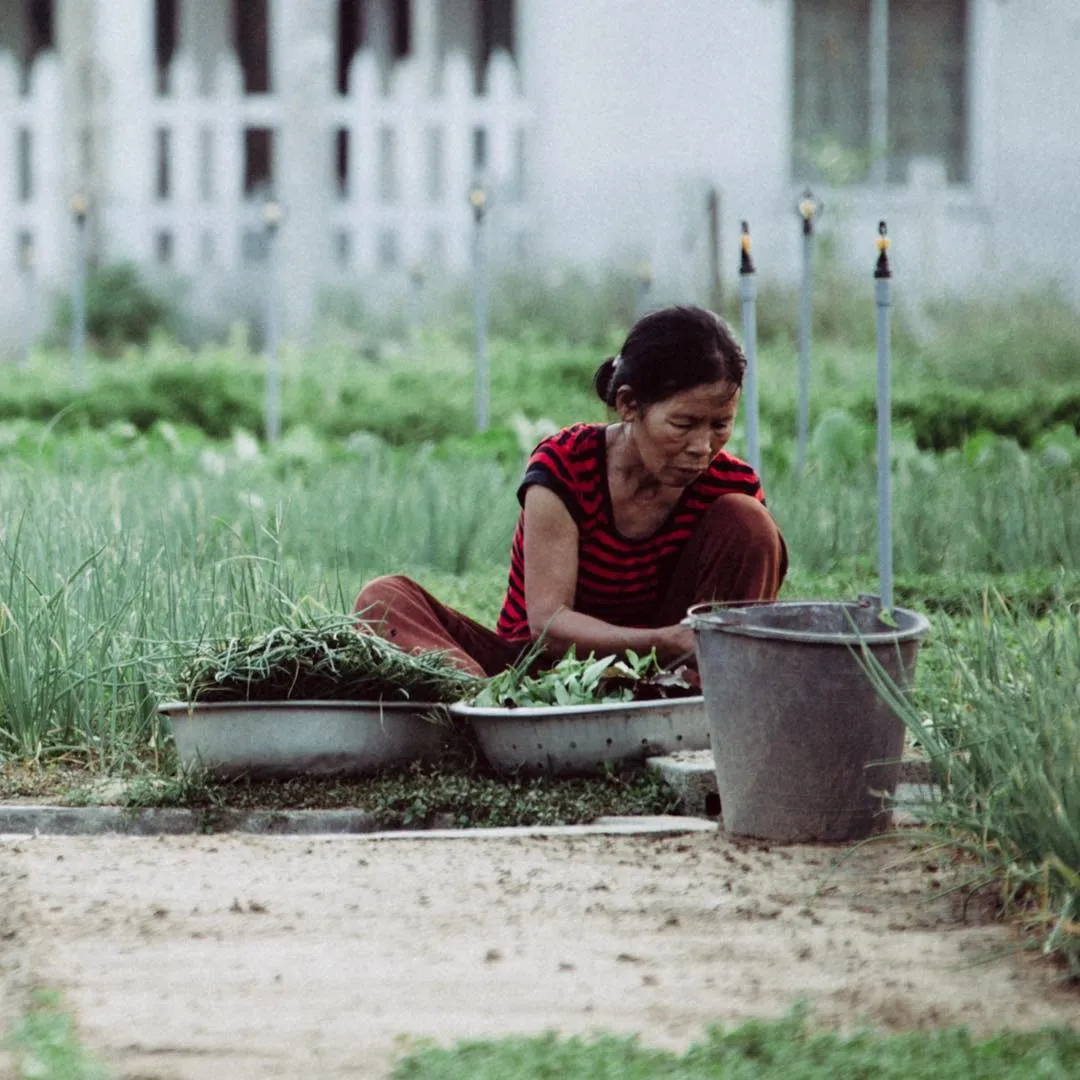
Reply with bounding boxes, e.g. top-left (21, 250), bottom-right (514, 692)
top-left (1, 829), bottom-right (1077, 1079)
